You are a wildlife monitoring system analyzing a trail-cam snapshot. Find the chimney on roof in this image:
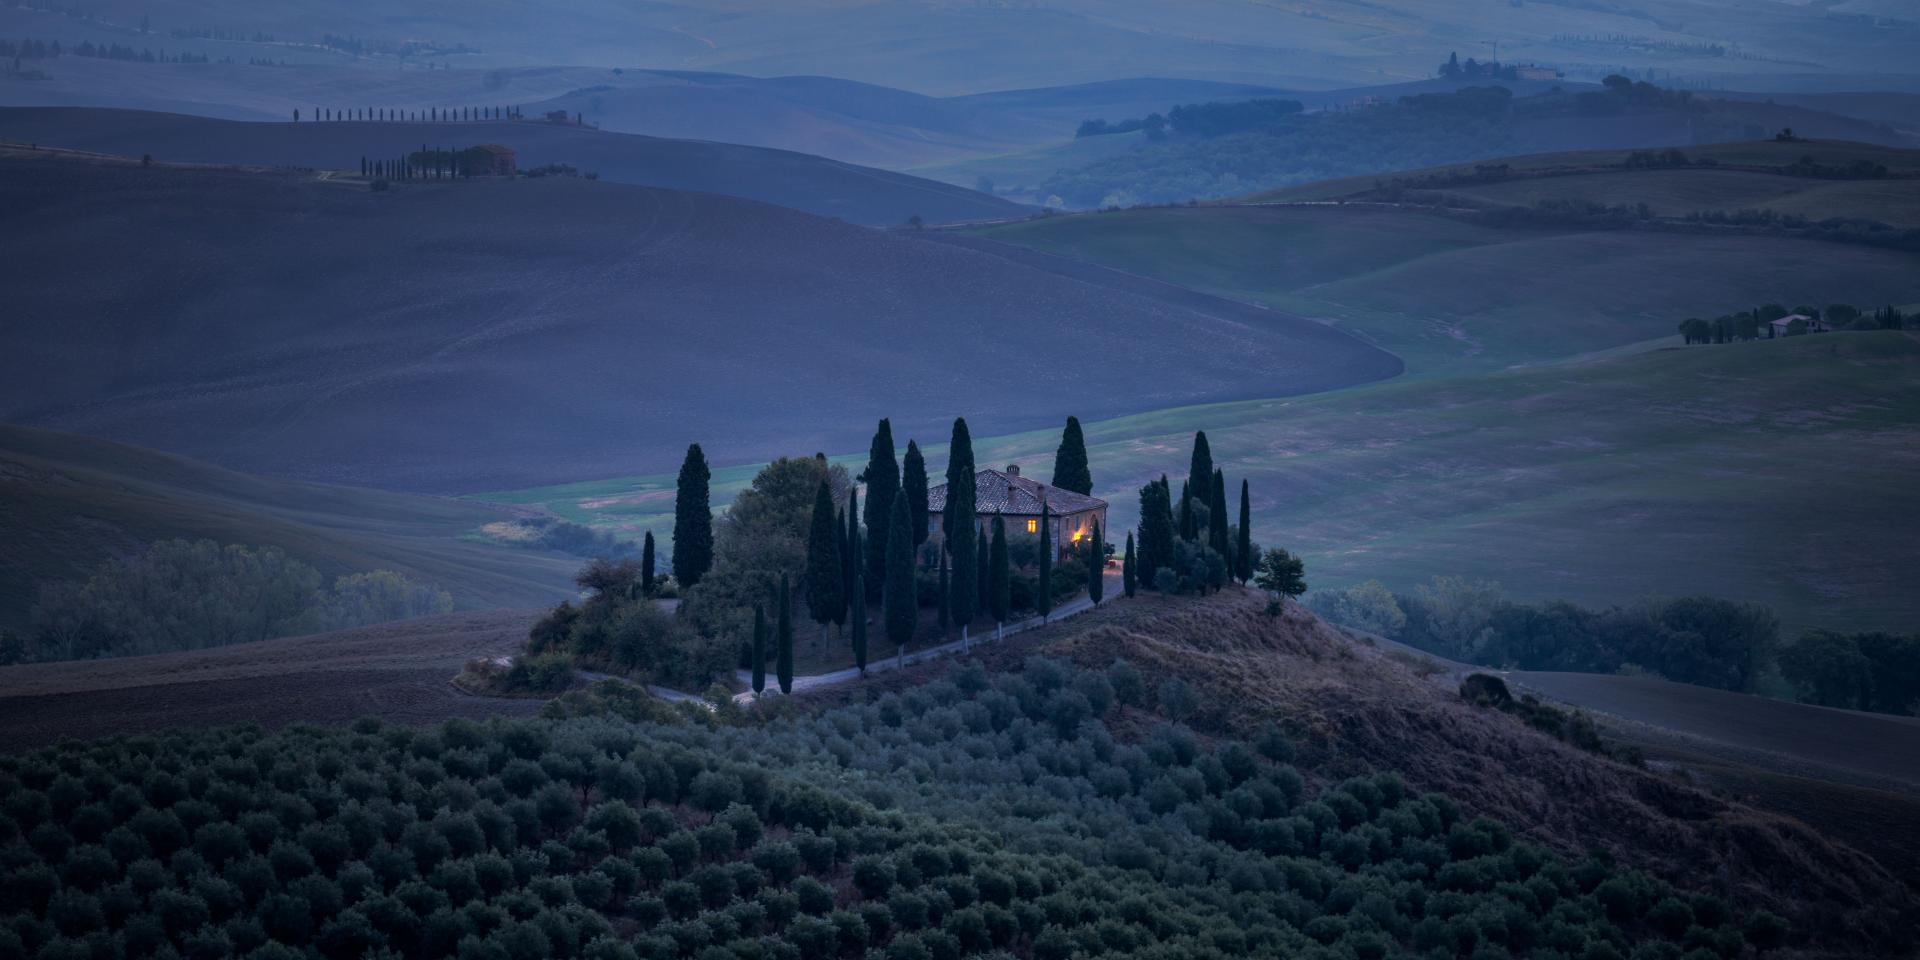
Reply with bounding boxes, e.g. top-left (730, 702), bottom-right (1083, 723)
top-left (1006, 464), bottom-right (1020, 477)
